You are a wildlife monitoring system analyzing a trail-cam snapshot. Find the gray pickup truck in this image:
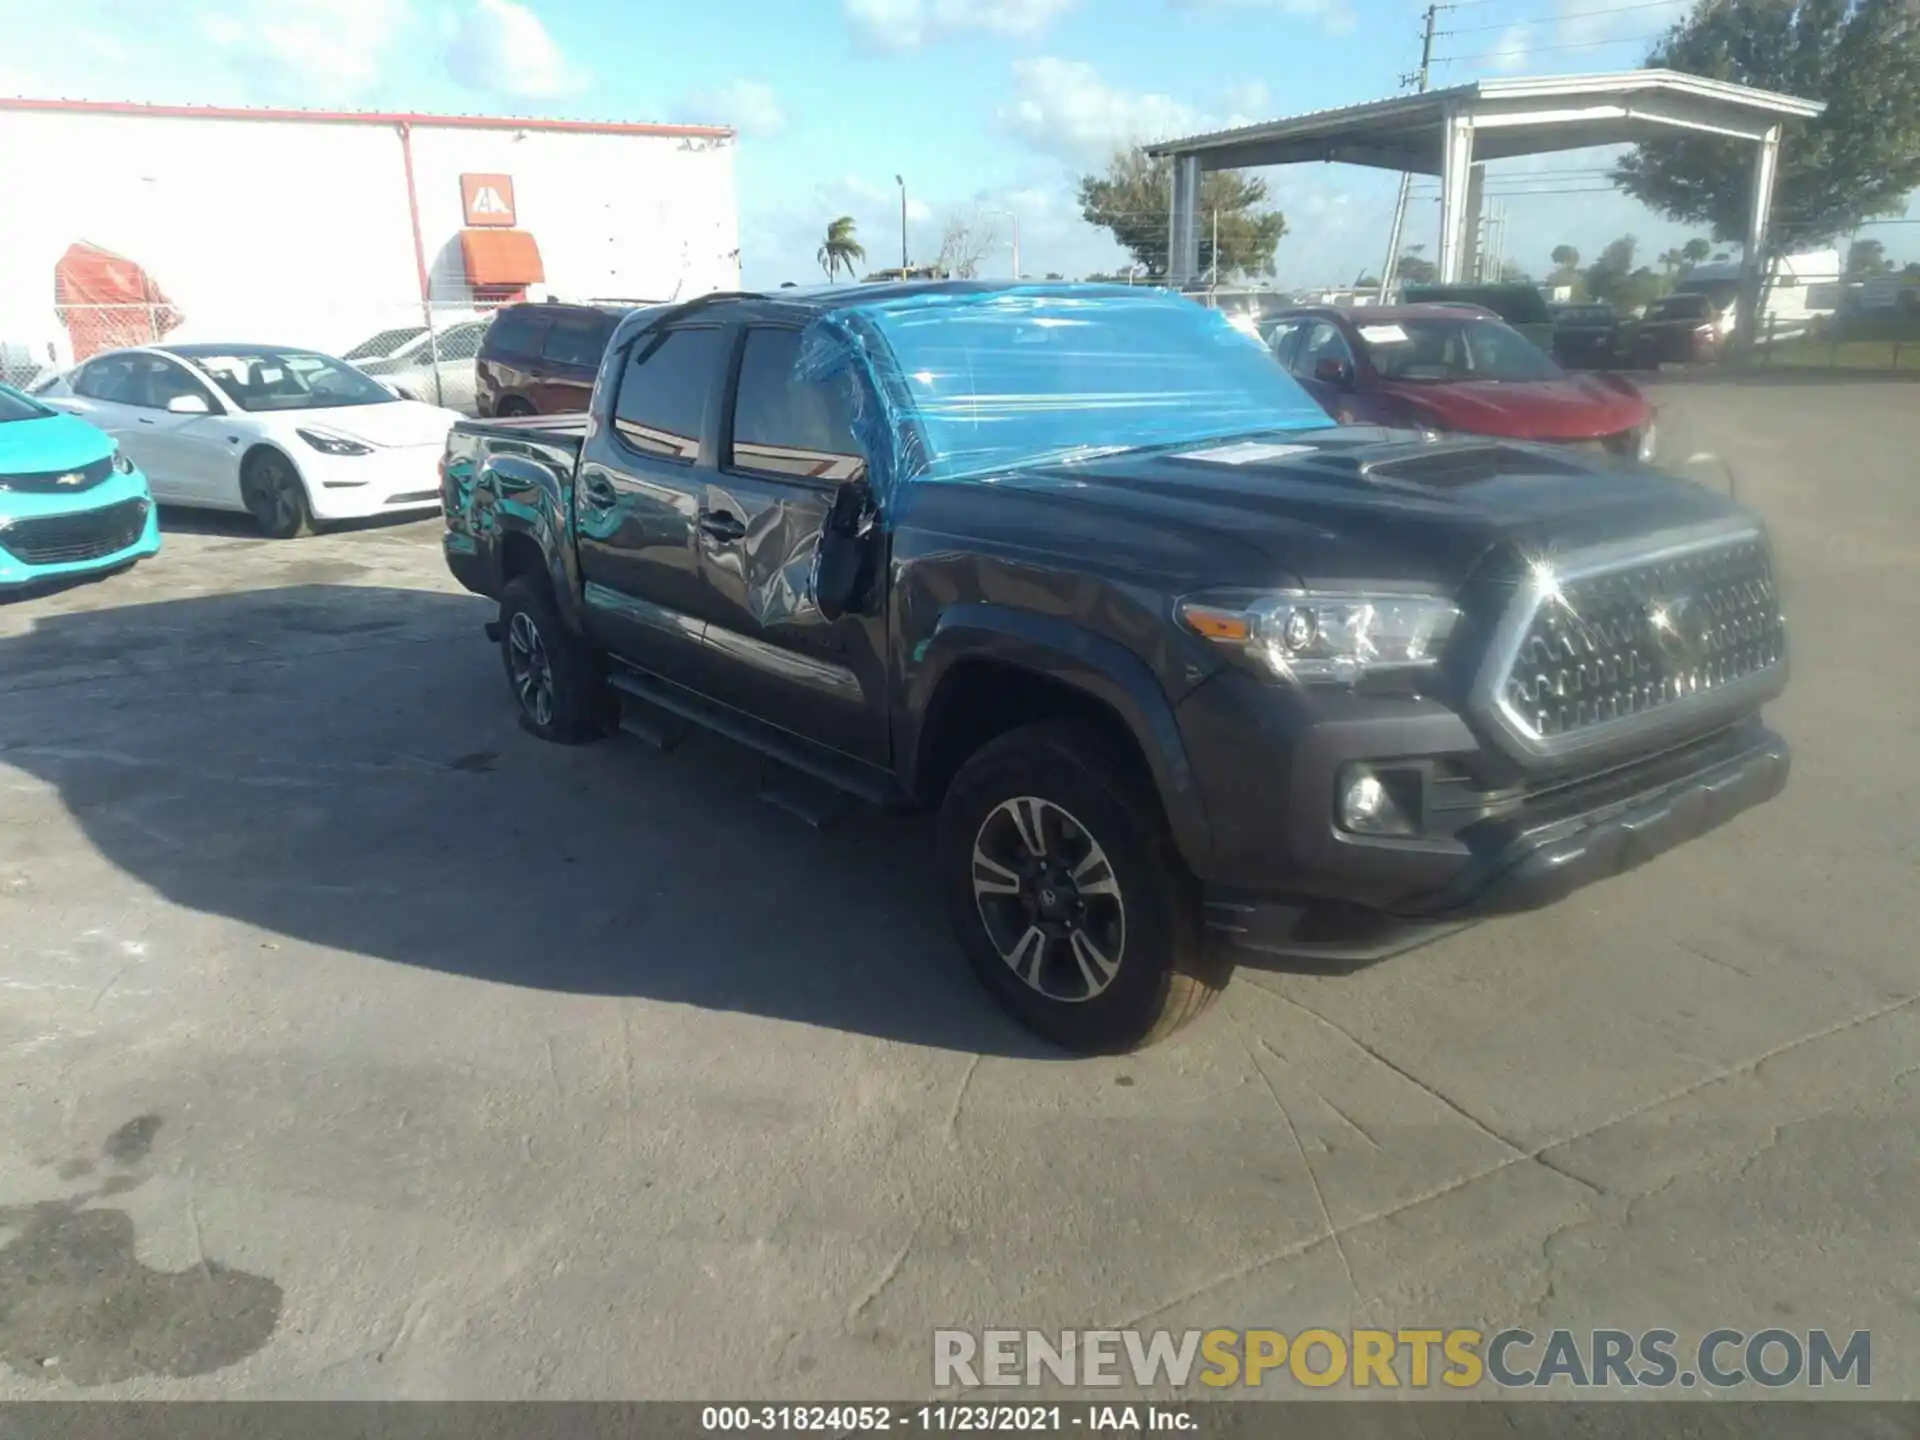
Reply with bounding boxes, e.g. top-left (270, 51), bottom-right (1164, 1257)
top-left (439, 281), bottom-right (1791, 1053)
